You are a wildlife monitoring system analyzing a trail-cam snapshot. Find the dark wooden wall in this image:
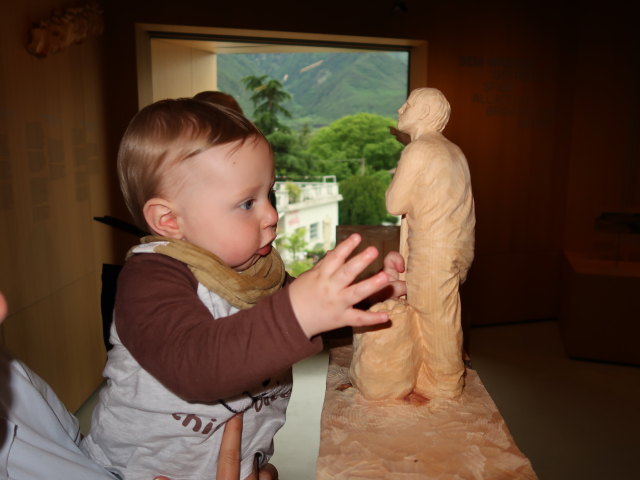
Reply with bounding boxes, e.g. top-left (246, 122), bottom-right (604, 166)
top-left (103, 0), bottom-right (639, 328)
